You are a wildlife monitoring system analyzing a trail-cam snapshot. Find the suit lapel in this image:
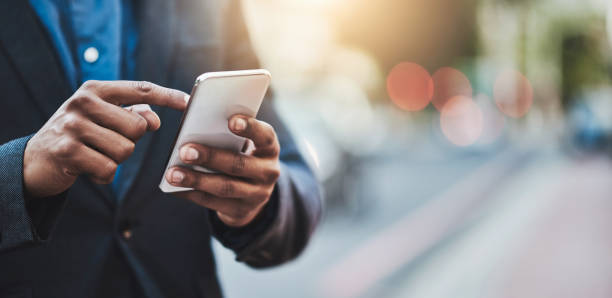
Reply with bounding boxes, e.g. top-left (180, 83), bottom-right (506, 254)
top-left (134, 0), bottom-right (175, 87)
top-left (0, 2), bottom-right (119, 207)
top-left (118, 0), bottom-right (175, 205)
top-left (0, 1), bottom-right (72, 118)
